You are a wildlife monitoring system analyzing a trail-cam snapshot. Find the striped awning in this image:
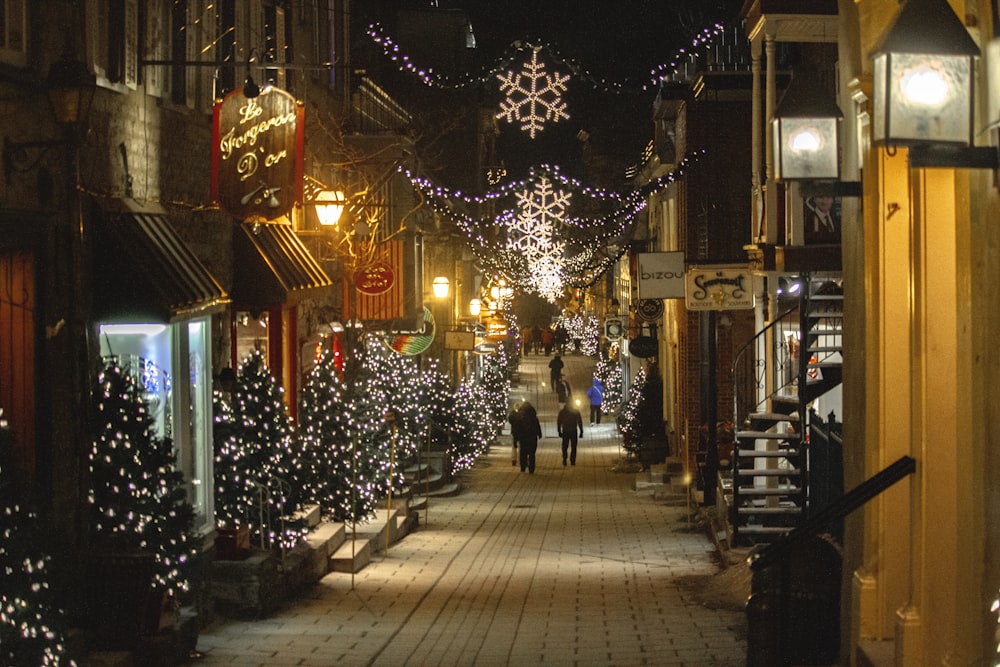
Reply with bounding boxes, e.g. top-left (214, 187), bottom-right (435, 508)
top-left (93, 201), bottom-right (228, 322)
top-left (233, 222), bottom-right (332, 307)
